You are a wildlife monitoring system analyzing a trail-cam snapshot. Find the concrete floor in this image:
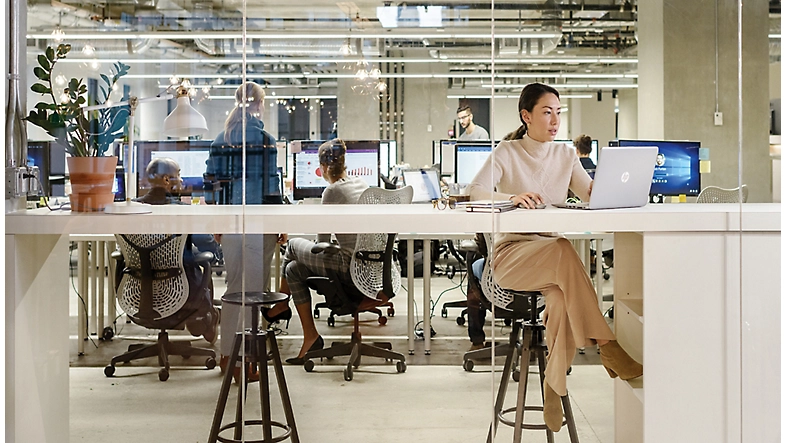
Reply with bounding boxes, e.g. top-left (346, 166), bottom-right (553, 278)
top-left (69, 252), bottom-right (616, 442)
